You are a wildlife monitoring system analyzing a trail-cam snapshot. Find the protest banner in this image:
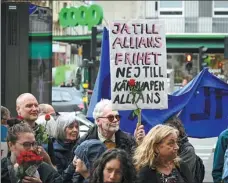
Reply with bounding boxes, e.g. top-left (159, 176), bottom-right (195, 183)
top-left (109, 20), bottom-right (168, 110)
top-left (1, 125), bottom-right (8, 159)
